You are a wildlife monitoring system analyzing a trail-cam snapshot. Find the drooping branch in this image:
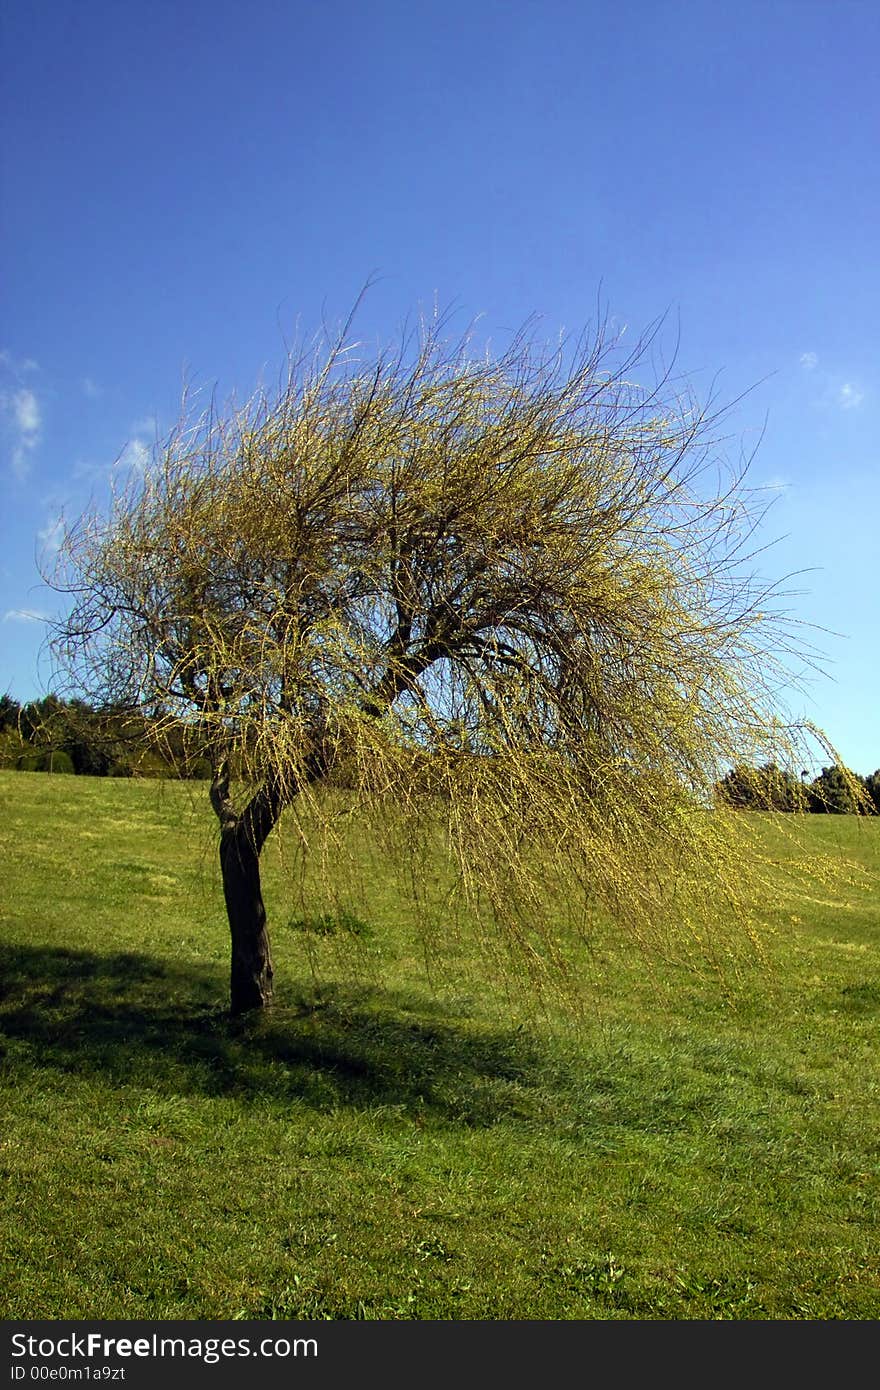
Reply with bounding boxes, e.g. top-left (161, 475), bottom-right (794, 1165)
top-left (45, 303), bottom-right (839, 1012)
